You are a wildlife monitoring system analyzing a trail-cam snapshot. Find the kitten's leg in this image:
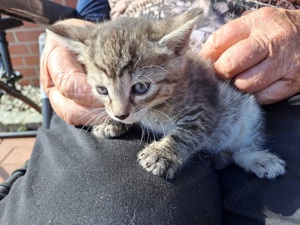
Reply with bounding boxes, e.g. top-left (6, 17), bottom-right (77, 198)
top-left (138, 140), bottom-right (179, 179)
top-left (137, 129), bottom-right (199, 179)
top-left (232, 146), bottom-right (286, 179)
top-left (93, 122), bottom-right (128, 139)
